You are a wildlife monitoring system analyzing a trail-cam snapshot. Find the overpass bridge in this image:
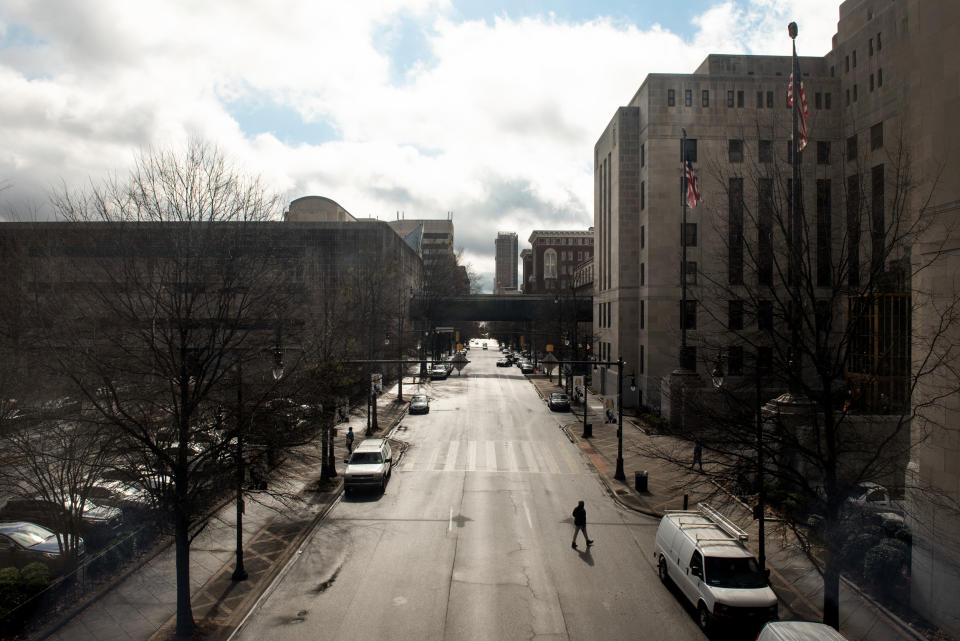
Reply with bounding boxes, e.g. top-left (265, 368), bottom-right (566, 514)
top-left (411, 294), bottom-right (592, 323)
